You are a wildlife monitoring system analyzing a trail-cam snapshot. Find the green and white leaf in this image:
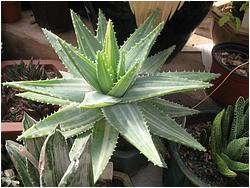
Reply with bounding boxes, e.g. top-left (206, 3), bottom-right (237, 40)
top-left (42, 29), bottom-right (82, 78)
top-left (140, 46), bottom-right (175, 74)
top-left (96, 9), bottom-right (107, 44)
top-left (145, 97), bottom-right (199, 118)
top-left (39, 129), bottom-right (70, 186)
top-left (121, 9), bottom-right (159, 52)
top-left (91, 119), bottom-right (119, 183)
top-left (139, 102), bottom-right (205, 151)
top-left (58, 39), bottom-right (101, 91)
top-left (70, 10), bottom-right (102, 61)
top-left (17, 103), bottom-right (103, 140)
top-left (122, 75), bottom-right (211, 103)
top-left (124, 22), bottom-right (164, 70)
top-left (79, 91), bottom-right (121, 108)
top-left (103, 103), bottom-right (166, 167)
top-left (3, 78), bottom-right (90, 102)
top-left (59, 133), bottom-right (94, 186)
top-left (17, 92), bottom-right (71, 106)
